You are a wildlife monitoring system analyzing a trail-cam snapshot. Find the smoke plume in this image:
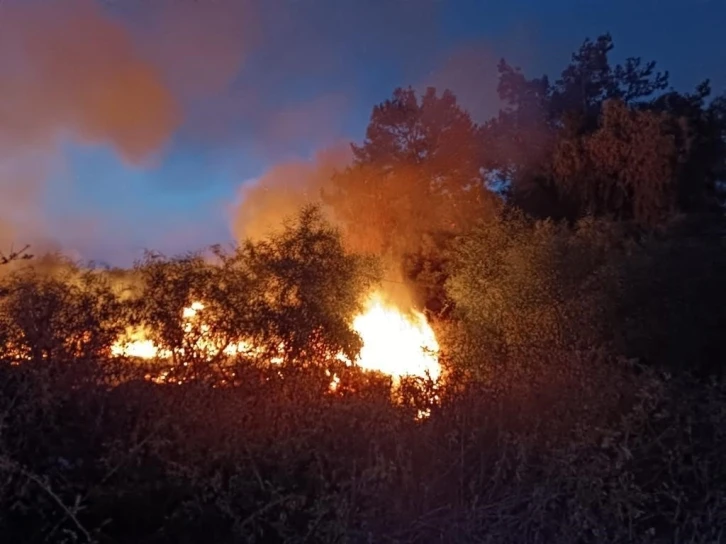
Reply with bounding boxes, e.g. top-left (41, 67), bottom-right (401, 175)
top-left (0, 0), bottom-right (179, 162)
top-left (0, 0), bottom-right (511, 263)
top-left (0, 0), bottom-right (180, 248)
top-left (231, 143), bottom-right (352, 243)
